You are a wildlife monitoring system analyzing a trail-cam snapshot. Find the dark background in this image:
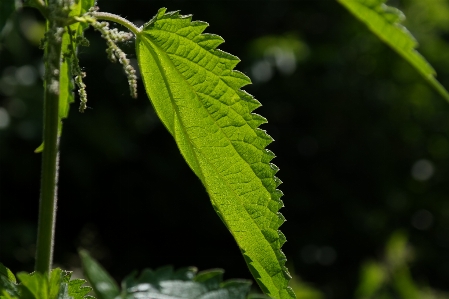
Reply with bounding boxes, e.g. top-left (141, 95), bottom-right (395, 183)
top-left (2, 0), bottom-right (449, 298)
